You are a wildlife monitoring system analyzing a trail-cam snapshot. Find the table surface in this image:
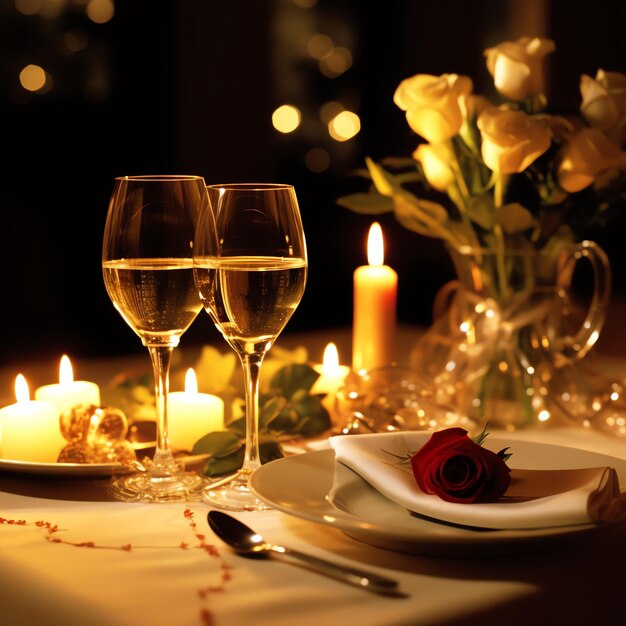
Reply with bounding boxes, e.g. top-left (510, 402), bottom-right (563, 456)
top-left (2, 326), bottom-right (626, 626)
